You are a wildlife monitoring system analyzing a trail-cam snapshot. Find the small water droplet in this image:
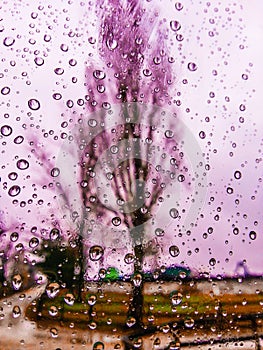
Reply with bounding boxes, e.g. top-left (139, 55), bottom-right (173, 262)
top-left (1, 86), bottom-right (10, 95)
top-left (50, 167), bottom-right (60, 177)
top-left (48, 305), bottom-right (58, 317)
top-left (1, 125), bottom-right (12, 136)
top-left (12, 274), bottom-right (22, 290)
top-left (106, 37), bottom-right (118, 50)
top-left (46, 282), bottom-right (60, 298)
top-left (10, 232), bottom-right (19, 242)
top-left (93, 70), bottom-right (106, 80)
top-left (49, 228), bottom-right (60, 240)
top-left (169, 245), bottom-right (180, 257)
top-left (3, 37), bottom-right (15, 47)
top-left (64, 293), bottom-right (75, 306)
top-left (170, 20), bottom-right (181, 32)
top-left (54, 67), bottom-right (64, 75)
top-left (209, 258), bottom-right (216, 266)
top-left (29, 237), bottom-right (39, 248)
top-left (12, 305), bottom-right (21, 318)
top-left (234, 170), bottom-right (242, 179)
top-left (124, 253), bottom-right (135, 264)
top-left (17, 159), bottom-right (29, 170)
top-left (60, 43), bottom-right (68, 52)
top-left (50, 327), bottom-right (58, 338)
top-left (175, 2), bottom-right (183, 10)
top-left (239, 104), bottom-right (246, 111)
top-left (187, 62), bottom-right (197, 71)
top-left (126, 316), bottom-right (136, 328)
top-left (89, 245), bottom-right (104, 261)
top-left (132, 273), bottom-right (142, 287)
top-left (28, 98), bottom-right (40, 110)
top-left (8, 185), bottom-right (21, 197)
top-left (169, 208), bottom-right (179, 219)
top-left (171, 292), bottom-right (183, 305)
top-left (249, 231), bottom-right (257, 240)
top-left (14, 135), bottom-right (24, 144)
top-left (112, 216), bottom-right (121, 226)
top-left (34, 57), bottom-right (44, 66)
